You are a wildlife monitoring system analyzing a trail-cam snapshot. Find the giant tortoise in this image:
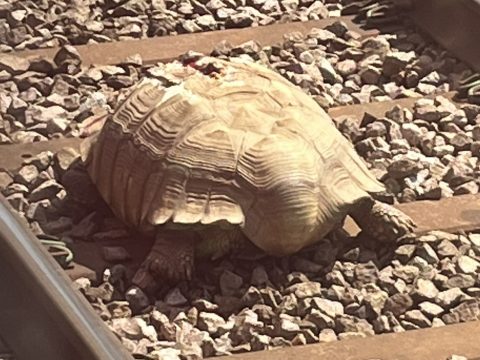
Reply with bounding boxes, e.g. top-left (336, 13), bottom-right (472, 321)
top-left (76, 56), bottom-right (415, 290)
